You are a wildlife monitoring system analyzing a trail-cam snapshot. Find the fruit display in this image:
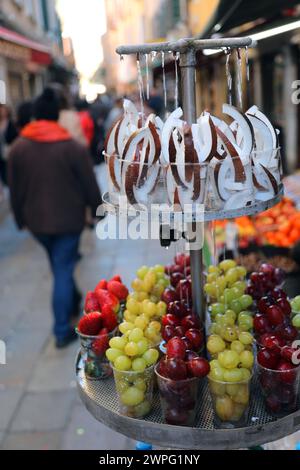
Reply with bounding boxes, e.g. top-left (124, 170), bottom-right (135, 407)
top-left (155, 339), bottom-right (210, 426)
top-left (291, 296), bottom-right (300, 330)
top-left (105, 100), bottom-right (282, 211)
top-left (119, 264), bottom-right (169, 346)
